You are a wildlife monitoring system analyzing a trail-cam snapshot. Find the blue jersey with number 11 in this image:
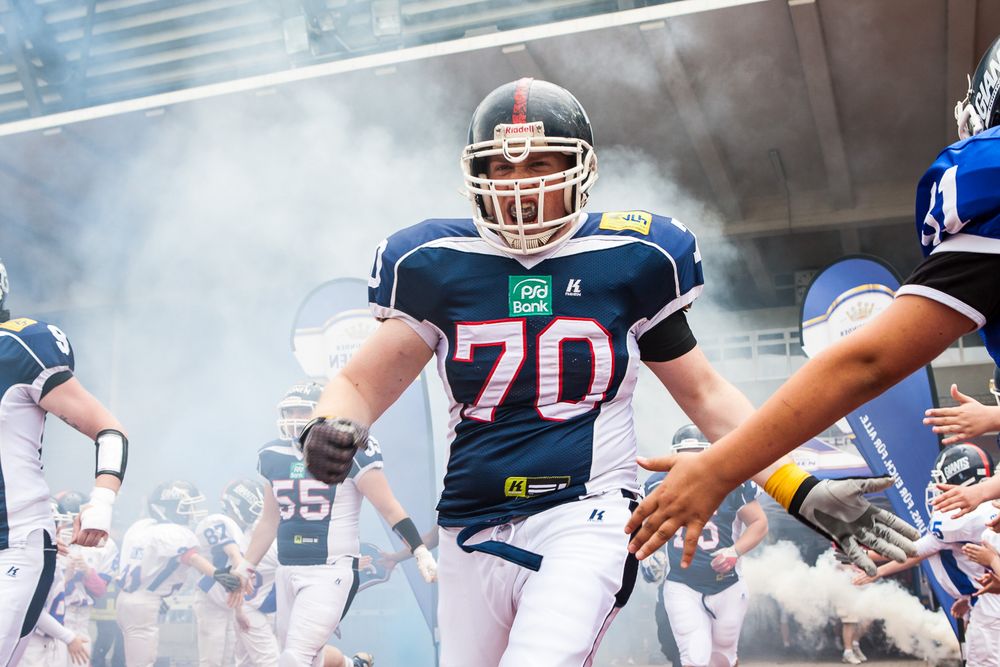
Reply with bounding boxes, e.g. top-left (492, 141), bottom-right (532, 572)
top-left (369, 211), bottom-right (704, 526)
